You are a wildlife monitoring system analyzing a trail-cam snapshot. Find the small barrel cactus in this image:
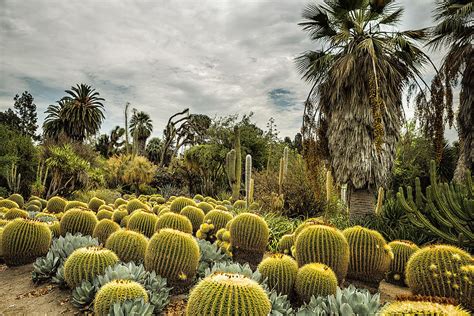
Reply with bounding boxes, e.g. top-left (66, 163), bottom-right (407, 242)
top-left (4, 208), bottom-right (29, 220)
top-left (204, 209), bottom-right (233, 232)
top-left (406, 244), bottom-right (473, 309)
top-left (47, 221), bottom-right (61, 238)
top-left (155, 212), bottom-right (193, 234)
top-left (112, 209), bottom-right (128, 225)
top-left (197, 201), bottom-right (214, 214)
top-left (64, 201), bottom-right (88, 211)
top-left (89, 197), bottom-right (105, 212)
top-left (94, 279), bottom-right (149, 316)
top-left (93, 219), bottom-right (121, 244)
top-left (105, 229), bottom-right (148, 263)
top-left (98, 205), bottom-right (114, 212)
top-left (277, 234), bottom-right (294, 255)
top-left (295, 263), bottom-right (338, 303)
top-left (114, 198), bottom-right (127, 208)
top-left (127, 210), bottom-right (158, 238)
top-left (0, 199), bottom-right (19, 209)
top-left (186, 272), bottom-right (271, 316)
top-left (233, 199), bottom-right (247, 210)
top-left (60, 208), bottom-right (98, 236)
top-left (2, 218), bottom-right (52, 266)
top-left (378, 300), bottom-right (470, 316)
top-left (63, 246), bottom-right (119, 288)
top-left (386, 240), bottom-right (420, 286)
top-left (258, 253), bottom-right (298, 296)
top-left (97, 209), bottom-right (113, 220)
top-left (342, 226), bottom-right (393, 284)
top-left (126, 199), bottom-right (149, 213)
top-left (144, 228), bottom-right (199, 286)
top-left (180, 206), bottom-right (205, 233)
top-left (169, 197), bottom-right (197, 213)
top-left (8, 194), bottom-right (24, 208)
top-left (26, 199), bottom-right (43, 209)
top-left (46, 196), bottom-right (67, 213)
top-left (295, 224), bottom-right (349, 284)
top-left (193, 194), bottom-right (204, 202)
top-left (293, 217), bottom-right (327, 238)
